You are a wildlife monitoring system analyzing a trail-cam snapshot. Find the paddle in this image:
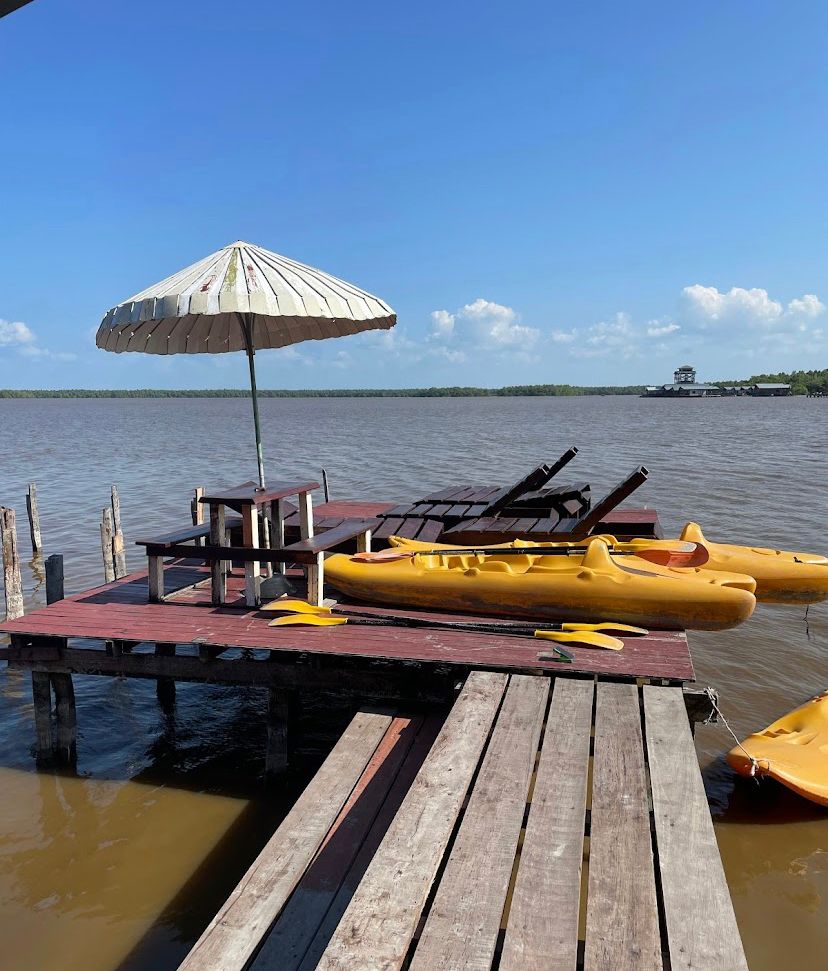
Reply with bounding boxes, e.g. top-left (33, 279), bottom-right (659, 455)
top-left (262, 597), bottom-right (647, 637)
top-left (265, 611), bottom-right (625, 651)
top-left (350, 541), bottom-right (708, 569)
